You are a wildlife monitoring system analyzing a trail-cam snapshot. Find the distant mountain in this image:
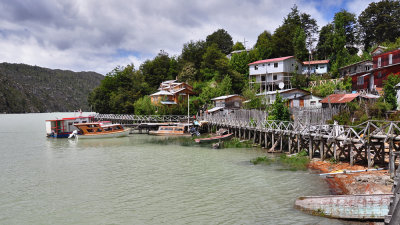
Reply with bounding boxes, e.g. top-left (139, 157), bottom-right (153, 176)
top-left (0, 63), bottom-right (104, 113)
